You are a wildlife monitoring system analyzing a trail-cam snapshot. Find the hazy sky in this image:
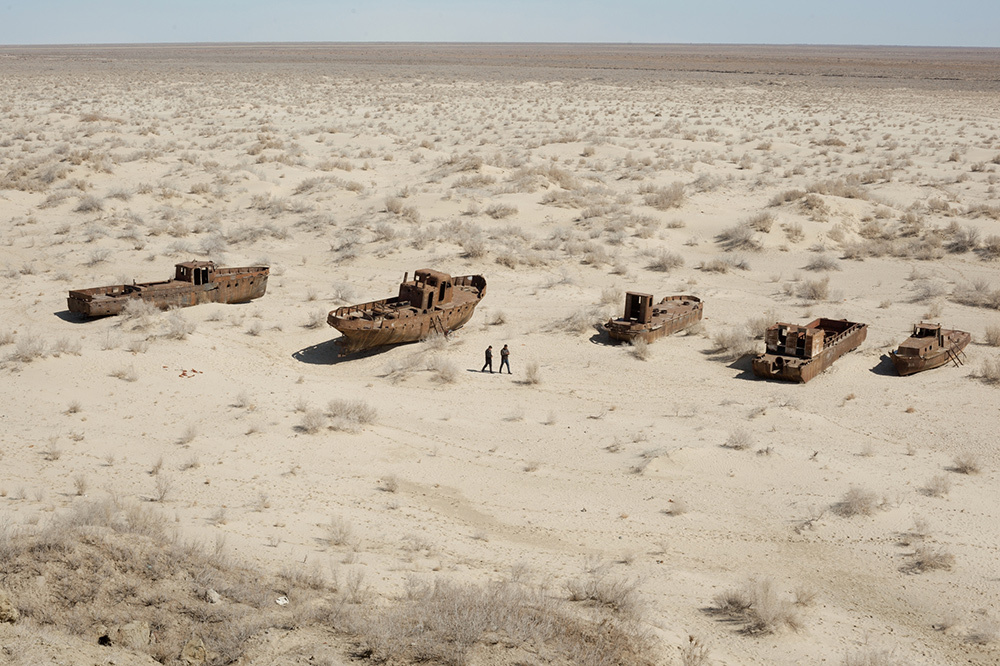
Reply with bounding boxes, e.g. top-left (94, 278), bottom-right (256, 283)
top-left (1, 1), bottom-right (997, 47)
